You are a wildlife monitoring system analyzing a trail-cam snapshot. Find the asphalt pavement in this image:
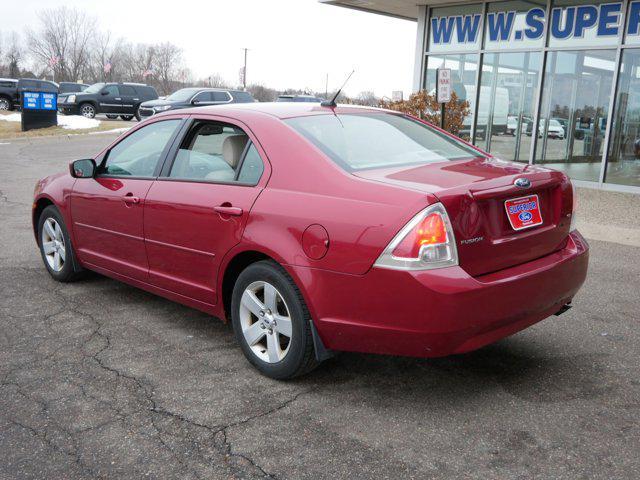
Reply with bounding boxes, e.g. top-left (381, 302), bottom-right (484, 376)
top-left (0, 133), bottom-right (639, 479)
